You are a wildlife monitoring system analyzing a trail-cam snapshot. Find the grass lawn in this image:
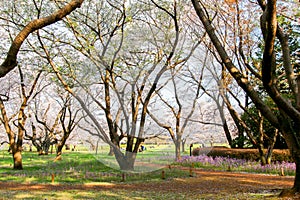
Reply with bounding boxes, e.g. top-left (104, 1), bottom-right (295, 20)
top-left (0, 188), bottom-right (282, 200)
top-left (0, 148), bottom-right (294, 199)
